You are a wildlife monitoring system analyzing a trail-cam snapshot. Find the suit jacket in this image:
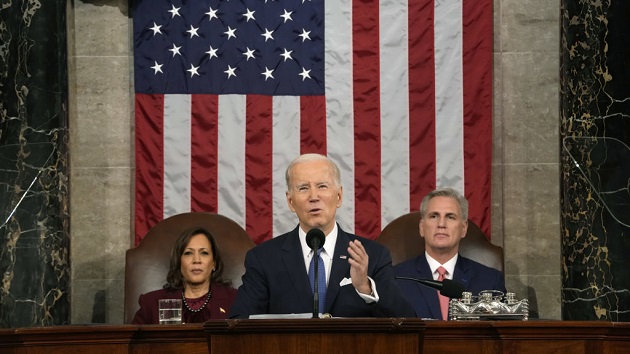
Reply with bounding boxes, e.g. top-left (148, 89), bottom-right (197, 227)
top-left (393, 254), bottom-right (506, 320)
top-left (228, 225), bottom-right (415, 318)
top-left (131, 283), bottom-right (237, 324)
